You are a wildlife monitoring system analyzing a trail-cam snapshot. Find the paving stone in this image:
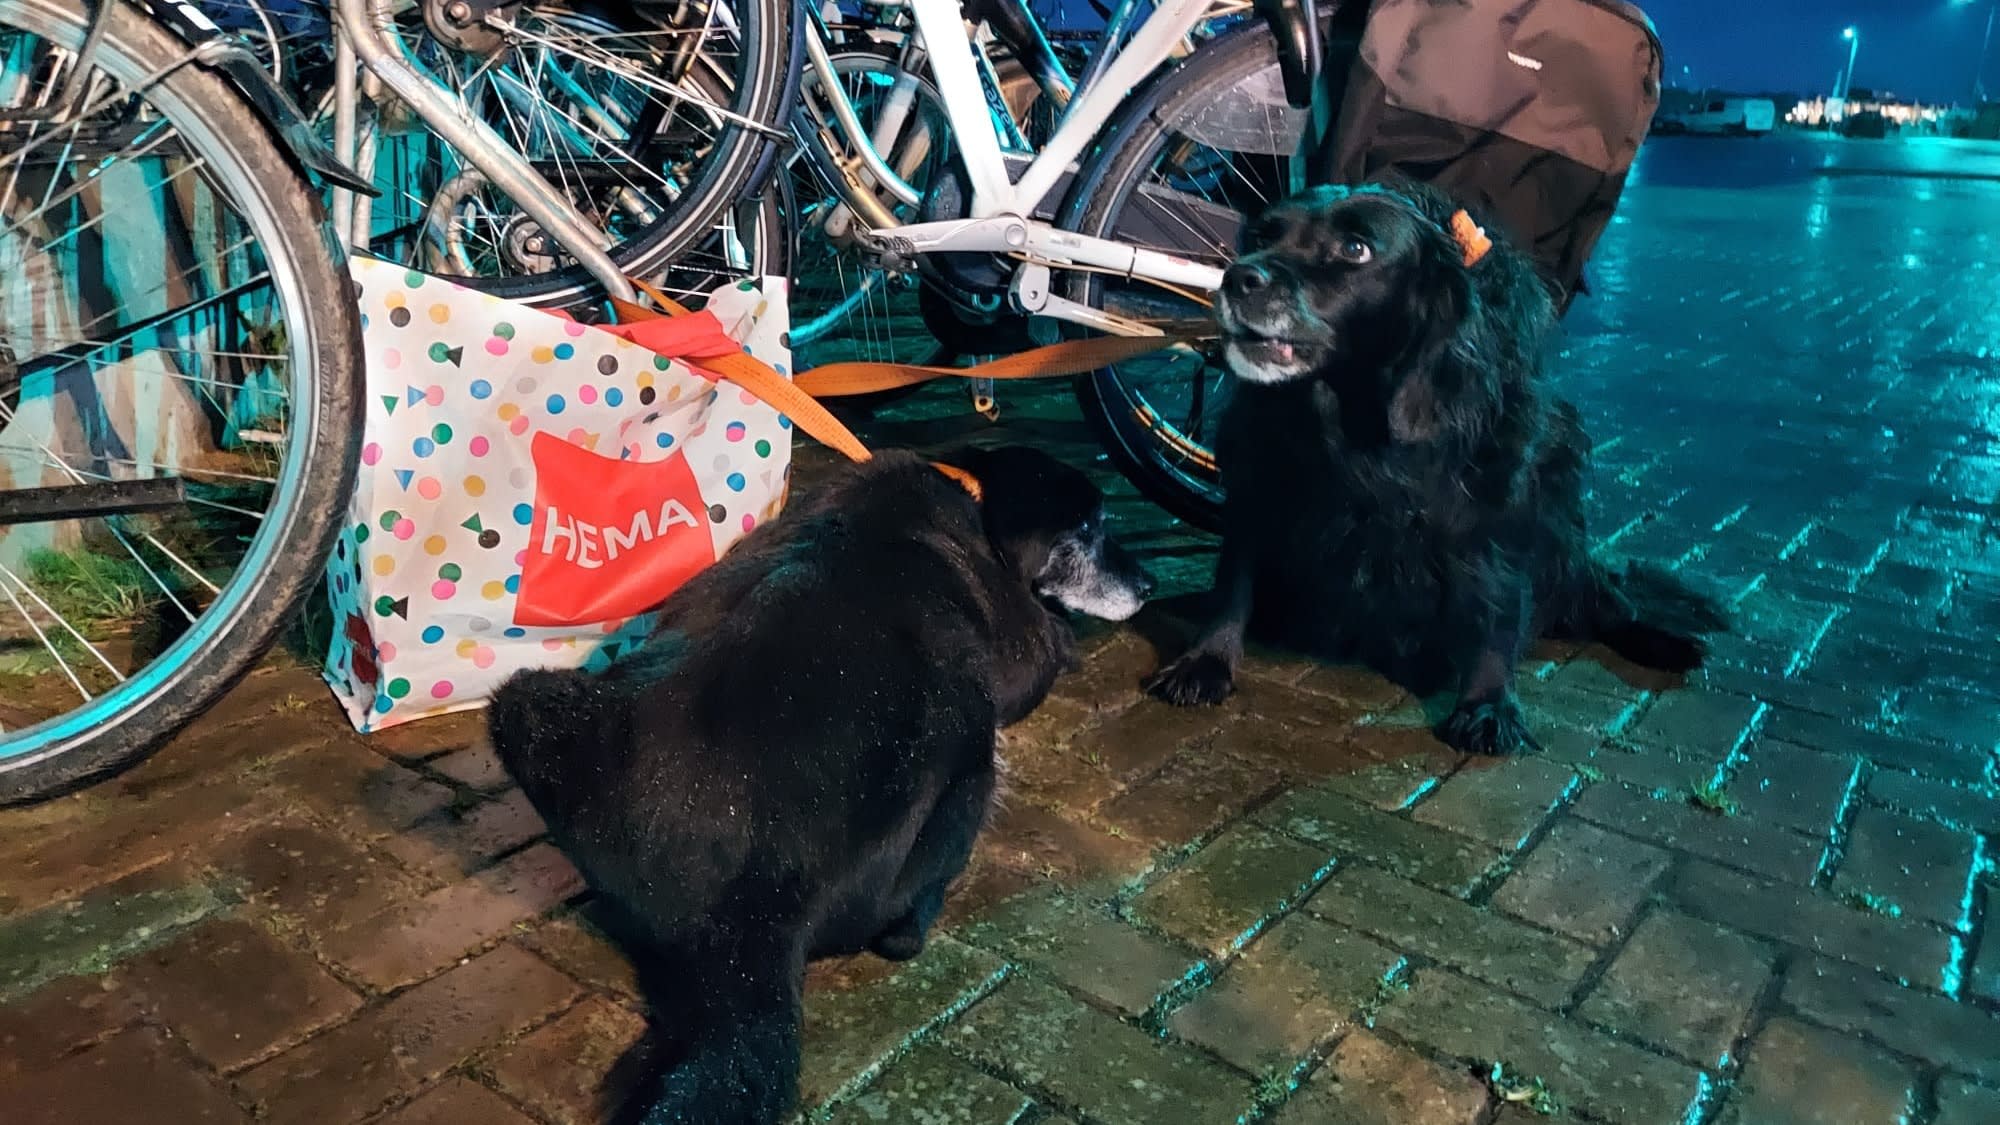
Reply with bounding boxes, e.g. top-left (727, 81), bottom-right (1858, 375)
top-left (253, 742), bottom-right (455, 838)
top-left (947, 975), bottom-right (1251, 1125)
top-left (1293, 664), bottom-right (1409, 709)
top-left (1830, 807), bottom-right (1978, 926)
top-left (1254, 786), bottom-right (1498, 897)
top-left (427, 743), bottom-right (512, 791)
top-left (1575, 910), bottom-right (1774, 1066)
top-left (0, 779), bottom-right (277, 913)
top-left (1542, 656), bottom-right (1655, 701)
top-left (1211, 679), bottom-right (1380, 776)
top-left (0, 973), bottom-right (141, 1081)
top-left (1095, 746), bottom-right (1282, 847)
top-left (1621, 690), bottom-right (1762, 757)
top-left (1168, 914), bottom-right (1398, 1075)
top-left (116, 917), bottom-right (361, 1072)
top-left (1761, 707), bottom-right (1988, 782)
top-left (371, 1077), bottom-right (540, 1125)
top-left (1722, 1018), bottom-right (1916, 1125)
top-left (1866, 771), bottom-right (2000, 834)
top-left (322, 842), bottom-right (585, 991)
top-left (1669, 862), bottom-right (1952, 989)
top-left (959, 887), bottom-right (1194, 1016)
top-left (1781, 956), bottom-right (2000, 1082)
top-left (1270, 1030), bottom-right (1489, 1124)
top-left (490, 994), bottom-right (650, 1125)
top-left (0, 863), bottom-right (227, 1001)
top-left (201, 818), bottom-right (434, 942)
top-left (1309, 867), bottom-right (1594, 1007)
top-left (1516, 677), bottom-right (1639, 733)
top-left (379, 789), bottom-right (551, 881)
top-left (822, 1041), bottom-right (1038, 1124)
top-left (1731, 739), bottom-right (1858, 833)
top-left (236, 945), bottom-right (578, 1125)
top-left (932, 857), bottom-right (1038, 935)
top-left (1490, 819), bottom-right (1672, 945)
top-left (1410, 758), bottom-right (1579, 849)
top-left (1572, 783), bottom-right (1821, 883)
top-left (1128, 823), bottom-right (1331, 955)
top-left (514, 910), bottom-right (641, 1000)
top-left (1065, 702), bottom-right (1224, 786)
top-left (798, 937), bottom-right (1006, 1106)
top-left (1046, 632), bottom-right (1161, 715)
top-left (980, 800), bottom-right (1154, 886)
top-left (1934, 1078), bottom-right (2000, 1125)
top-left (1976, 920), bottom-right (2000, 1006)
top-left (1376, 966), bottom-right (1702, 1125)
top-left (1318, 732), bottom-right (1461, 810)
top-left (366, 710), bottom-right (490, 764)
top-left (1, 1025), bottom-right (250, 1125)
